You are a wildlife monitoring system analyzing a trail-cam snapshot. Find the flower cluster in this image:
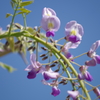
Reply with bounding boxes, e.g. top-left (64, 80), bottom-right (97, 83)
top-left (1, 1), bottom-right (100, 99)
top-left (25, 53), bottom-right (60, 96)
top-left (24, 7), bottom-right (100, 99)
